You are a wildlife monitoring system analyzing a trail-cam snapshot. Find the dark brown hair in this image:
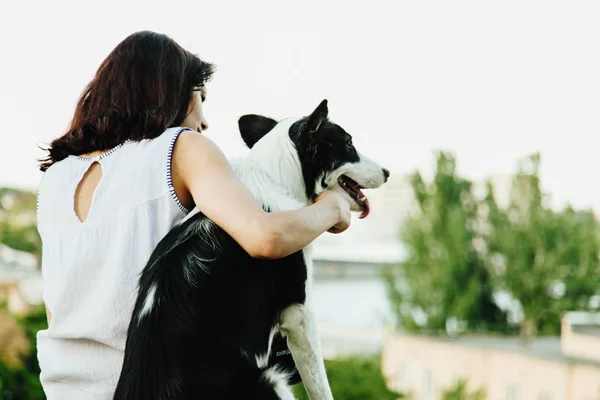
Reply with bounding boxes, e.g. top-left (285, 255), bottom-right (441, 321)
top-left (39, 31), bottom-right (215, 171)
